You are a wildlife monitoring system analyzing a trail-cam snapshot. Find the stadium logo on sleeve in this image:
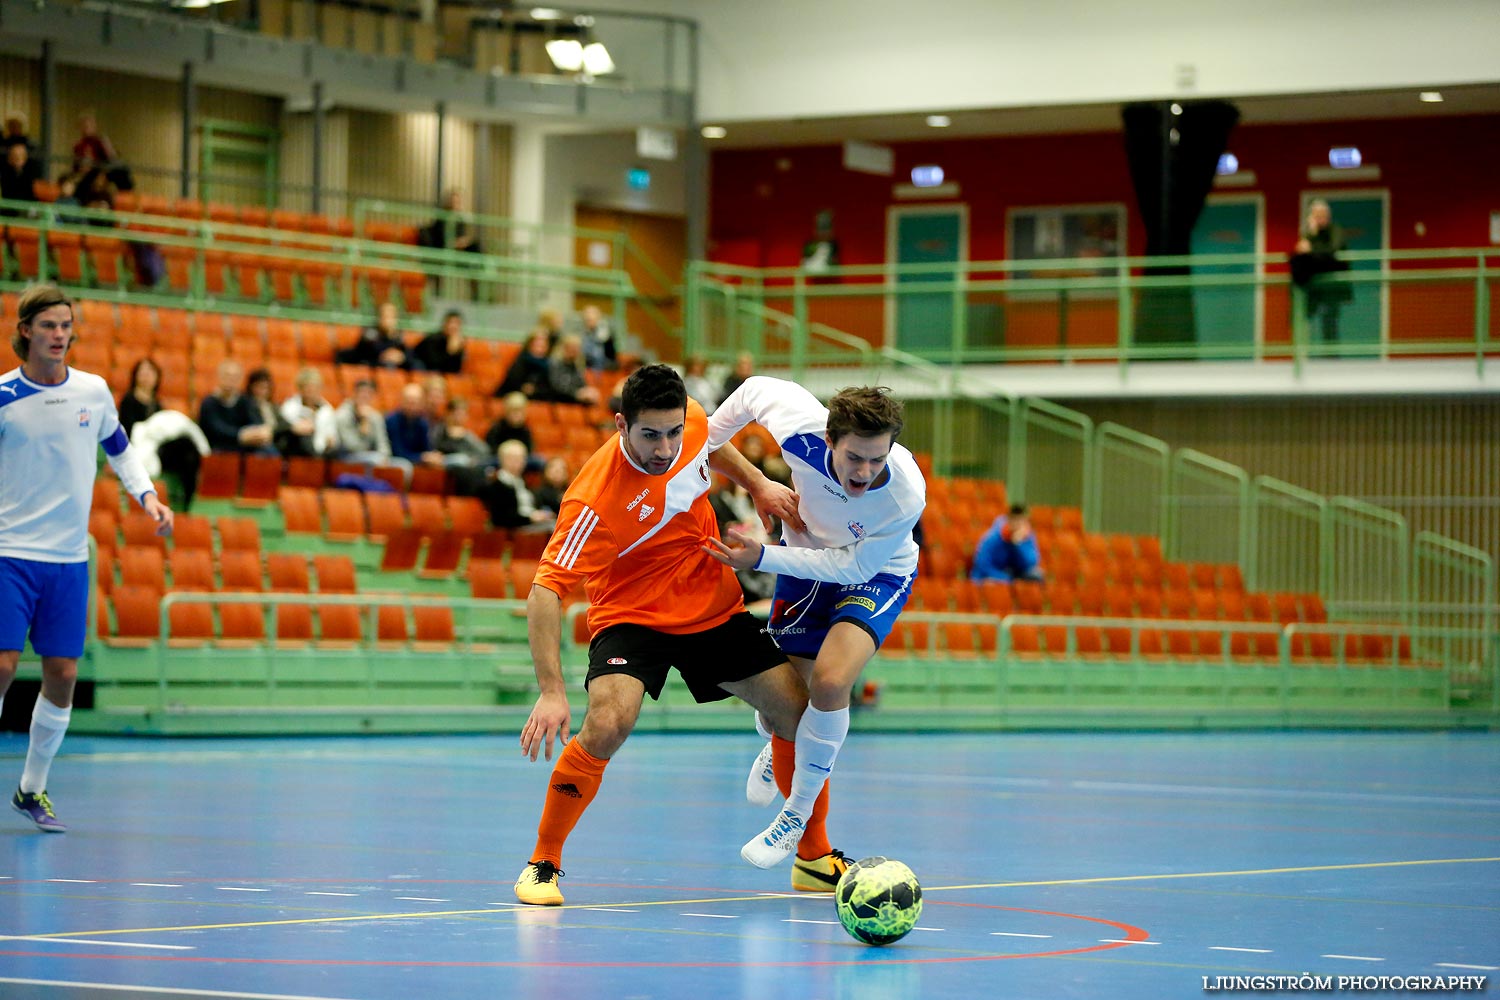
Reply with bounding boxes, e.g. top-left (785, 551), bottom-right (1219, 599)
top-left (848, 521), bottom-right (865, 538)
